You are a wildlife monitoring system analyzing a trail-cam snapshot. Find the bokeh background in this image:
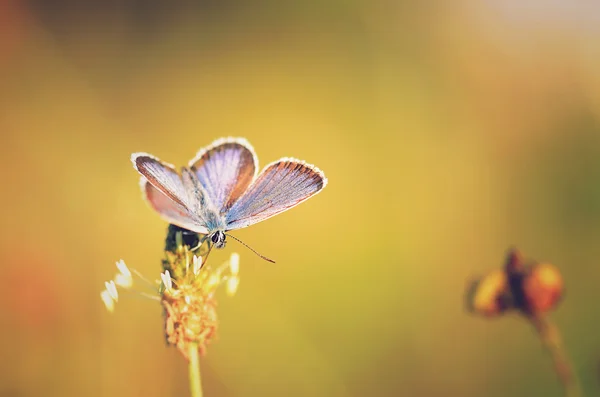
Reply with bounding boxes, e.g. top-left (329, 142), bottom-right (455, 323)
top-left (2, 1), bottom-right (600, 396)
